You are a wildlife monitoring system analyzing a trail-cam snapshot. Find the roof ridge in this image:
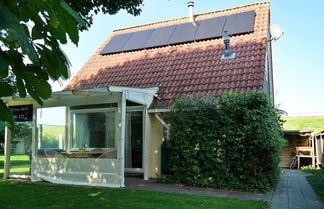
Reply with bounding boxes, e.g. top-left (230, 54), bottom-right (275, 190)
top-left (113, 1), bottom-right (269, 33)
